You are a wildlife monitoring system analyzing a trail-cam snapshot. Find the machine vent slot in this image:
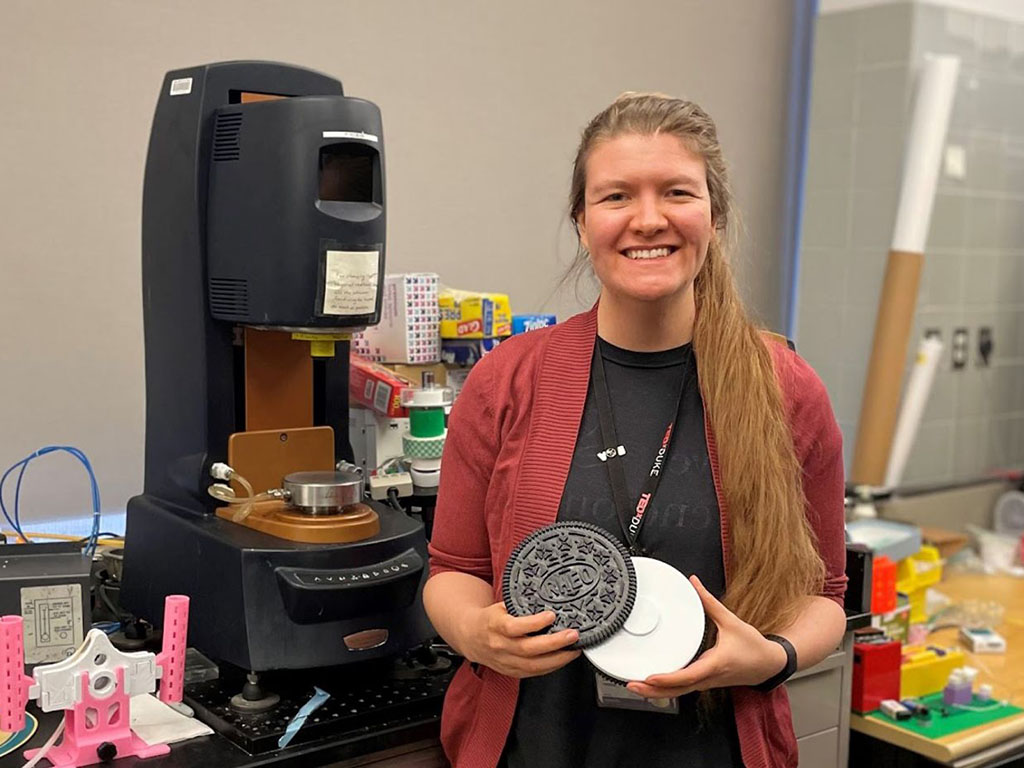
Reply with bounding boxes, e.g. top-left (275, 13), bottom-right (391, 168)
top-left (209, 278), bottom-right (249, 318)
top-left (212, 112), bottom-right (243, 161)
